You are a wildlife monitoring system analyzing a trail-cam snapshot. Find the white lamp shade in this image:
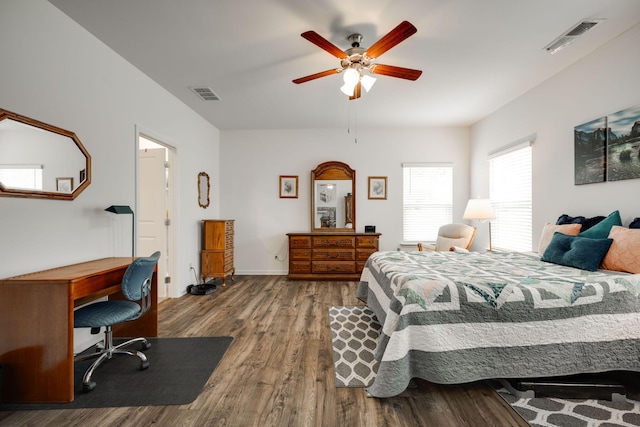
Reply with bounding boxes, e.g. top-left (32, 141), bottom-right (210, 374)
top-left (463, 198), bottom-right (496, 220)
top-left (342, 67), bottom-right (359, 85)
top-left (360, 74), bottom-right (377, 92)
top-left (340, 82), bottom-right (356, 96)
